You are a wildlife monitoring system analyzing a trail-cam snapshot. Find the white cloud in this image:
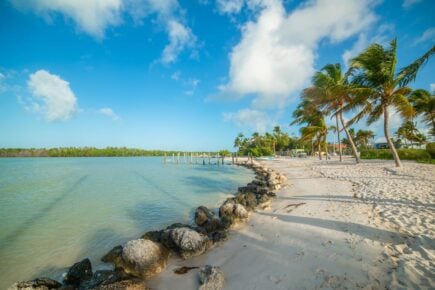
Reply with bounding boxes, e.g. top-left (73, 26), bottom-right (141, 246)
top-left (402, 0), bottom-right (422, 8)
top-left (223, 108), bottom-right (273, 133)
top-left (10, 0), bottom-right (122, 39)
top-left (162, 20), bottom-right (196, 64)
top-left (415, 27), bottom-right (435, 44)
top-left (217, 0), bottom-right (245, 14)
top-left (99, 107), bottom-right (120, 120)
top-left (430, 83), bottom-right (435, 93)
top-left (220, 0), bottom-right (377, 108)
top-left (10, 0), bottom-right (196, 63)
top-left (27, 70), bottom-right (78, 121)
